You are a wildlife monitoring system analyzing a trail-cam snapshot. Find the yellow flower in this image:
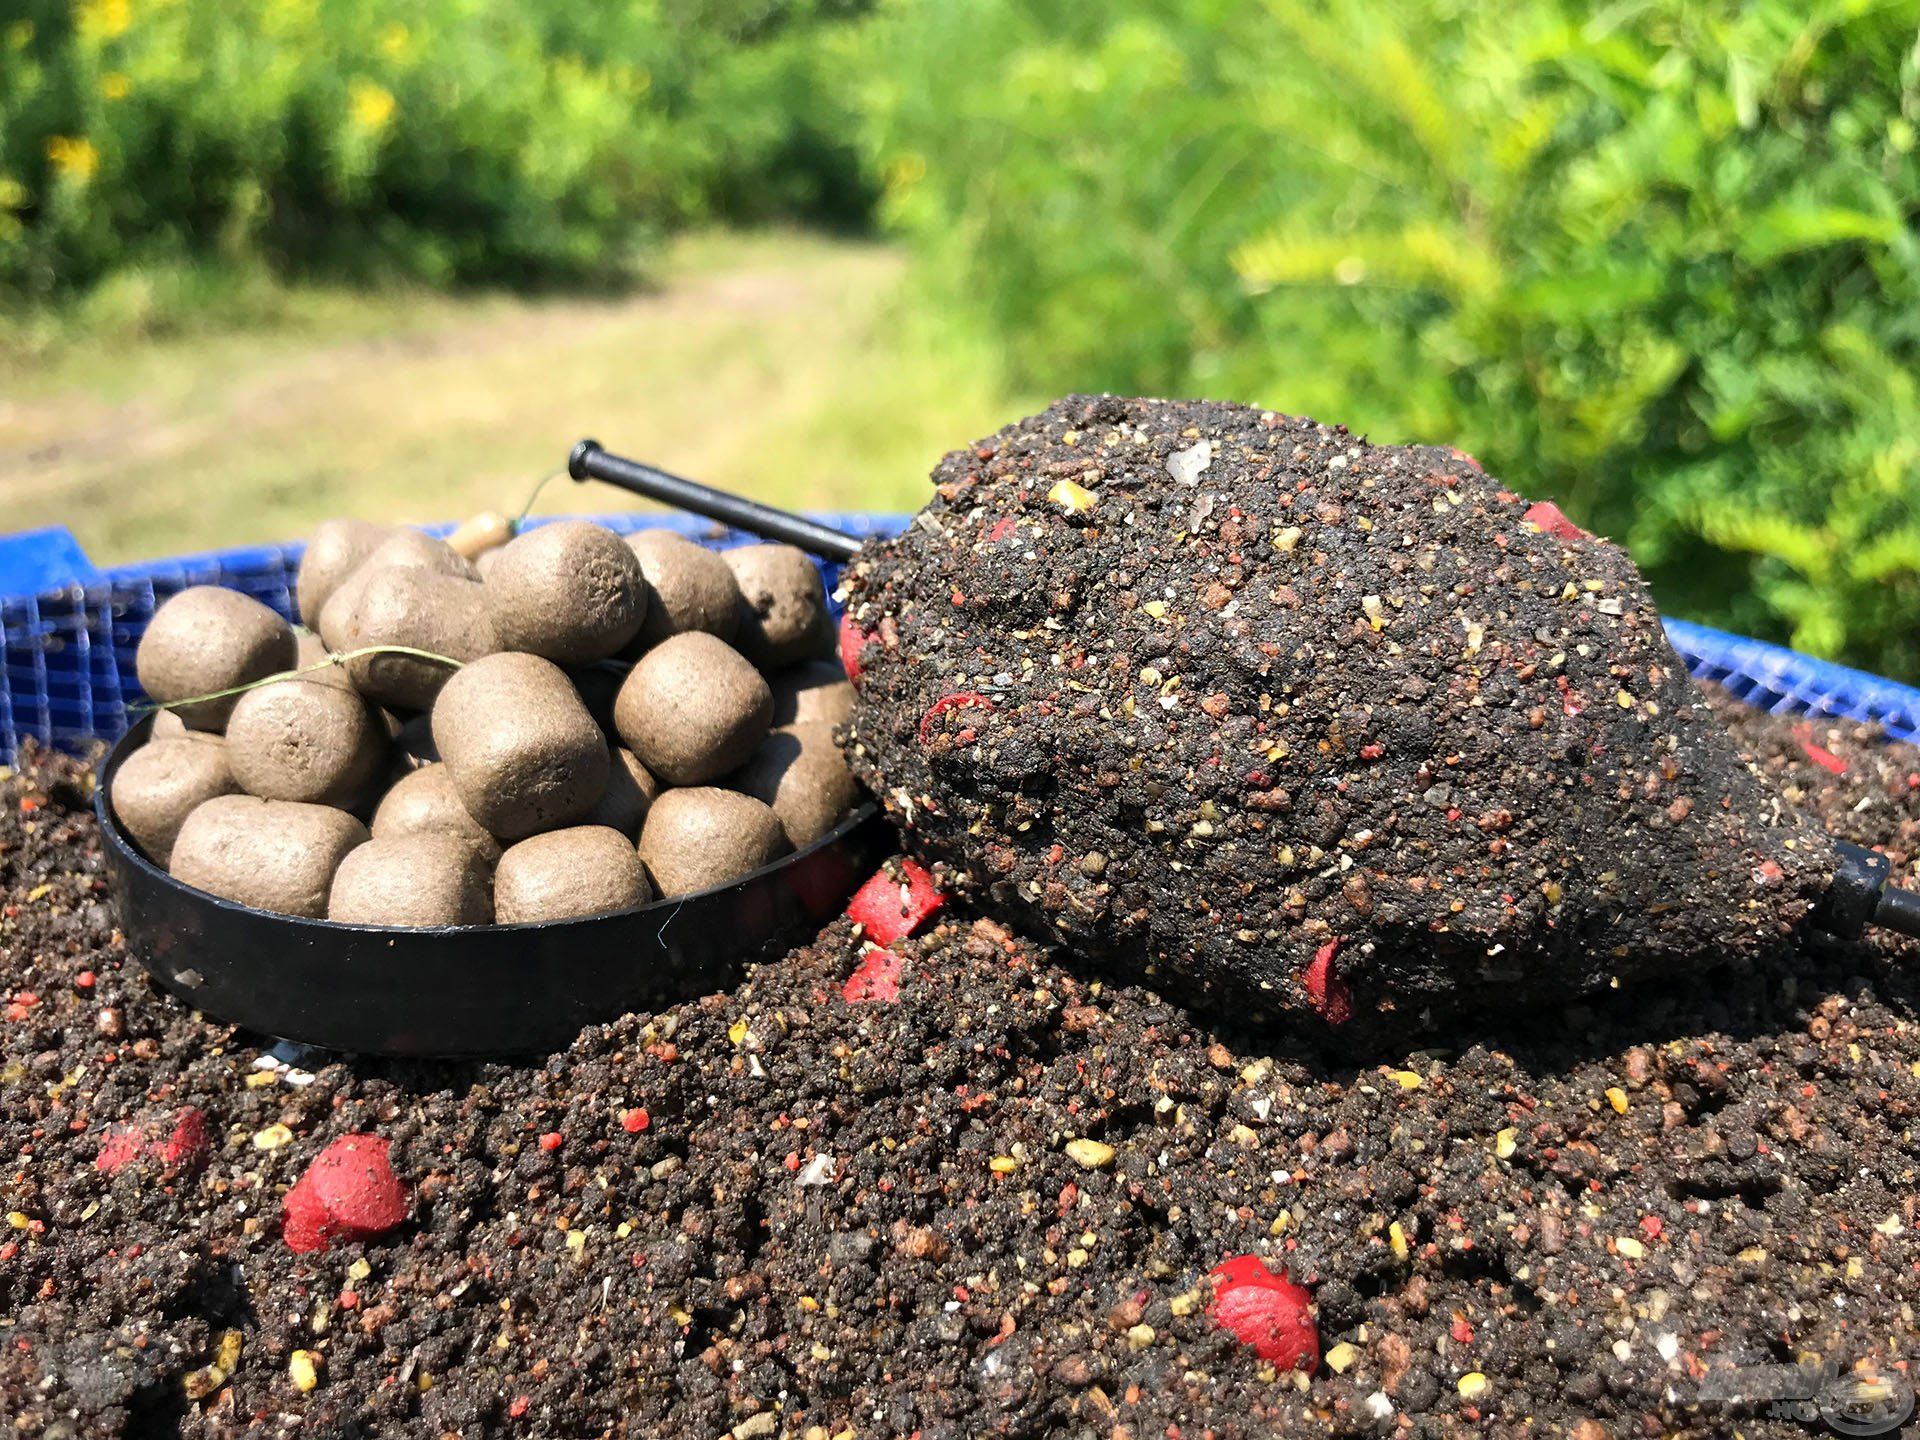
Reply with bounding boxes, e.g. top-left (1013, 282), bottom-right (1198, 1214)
top-left (6, 19), bottom-right (32, 49)
top-left (0, 176), bottom-right (23, 240)
top-left (887, 152), bottom-right (928, 191)
top-left (378, 22), bottom-right (409, 59)
top-left (45, 136), bottom-right (100, 183)
top-left (77, 0), bottom-right (133, 42)
top-left (101, 71), bottom-right (131, 100)
top-left (348, 79), bottom-right (396, 131)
